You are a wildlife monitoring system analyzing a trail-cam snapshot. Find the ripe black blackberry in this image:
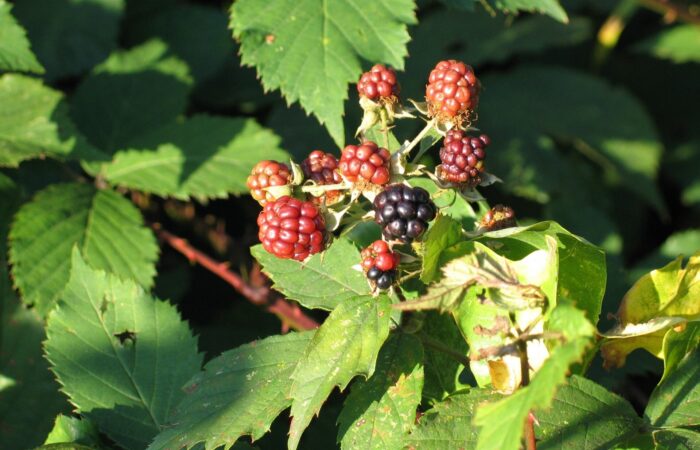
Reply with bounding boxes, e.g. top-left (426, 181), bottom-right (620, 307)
top-left (437, 129), bottom-right (490, 187)
top-left (373, 184), bottom-right (437, 242)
